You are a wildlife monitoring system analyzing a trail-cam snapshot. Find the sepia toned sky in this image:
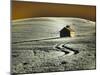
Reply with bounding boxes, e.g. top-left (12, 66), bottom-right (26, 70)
top-left (12, 1), bottom-right (96, 21)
